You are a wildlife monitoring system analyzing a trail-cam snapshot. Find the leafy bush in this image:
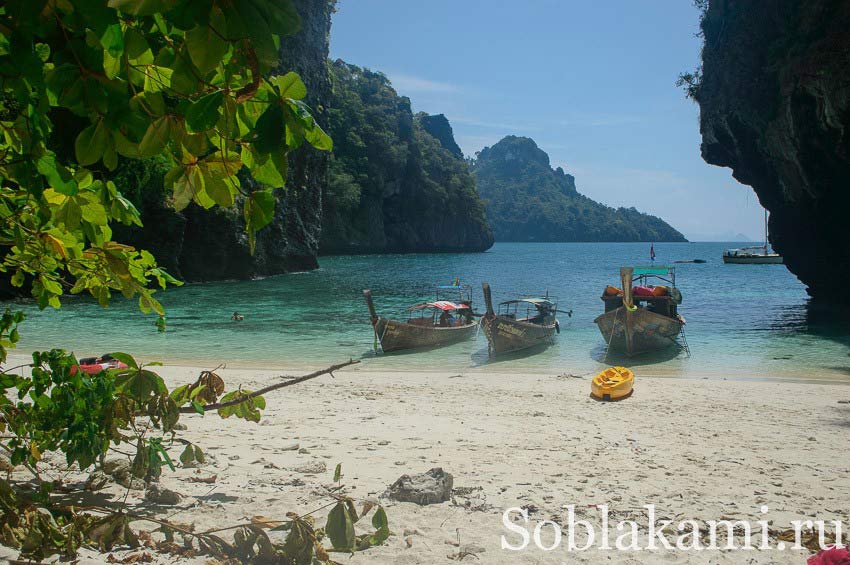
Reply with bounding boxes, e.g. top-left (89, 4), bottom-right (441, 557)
top-left (0, 1), bottom-right (391, 561)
